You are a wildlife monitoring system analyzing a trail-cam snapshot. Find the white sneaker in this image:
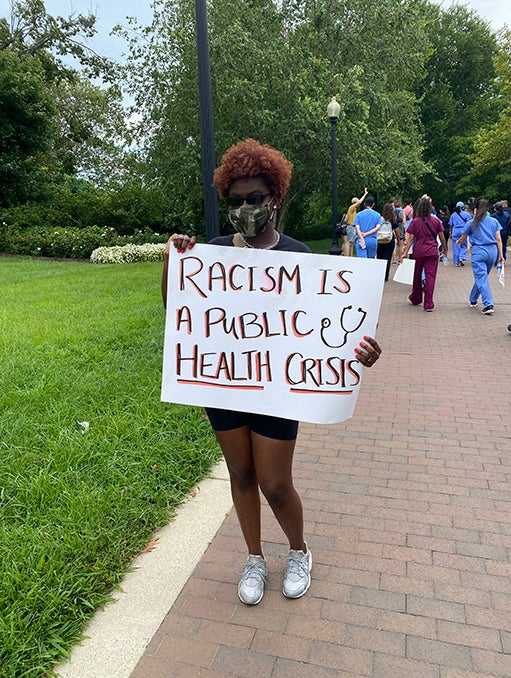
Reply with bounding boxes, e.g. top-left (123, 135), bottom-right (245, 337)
top-left (282, 545), bottom-right (312, 599)
top-left (506, 324), bottom-right (511, 335)
top-left (238, 555), bottom-right (266, 605)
